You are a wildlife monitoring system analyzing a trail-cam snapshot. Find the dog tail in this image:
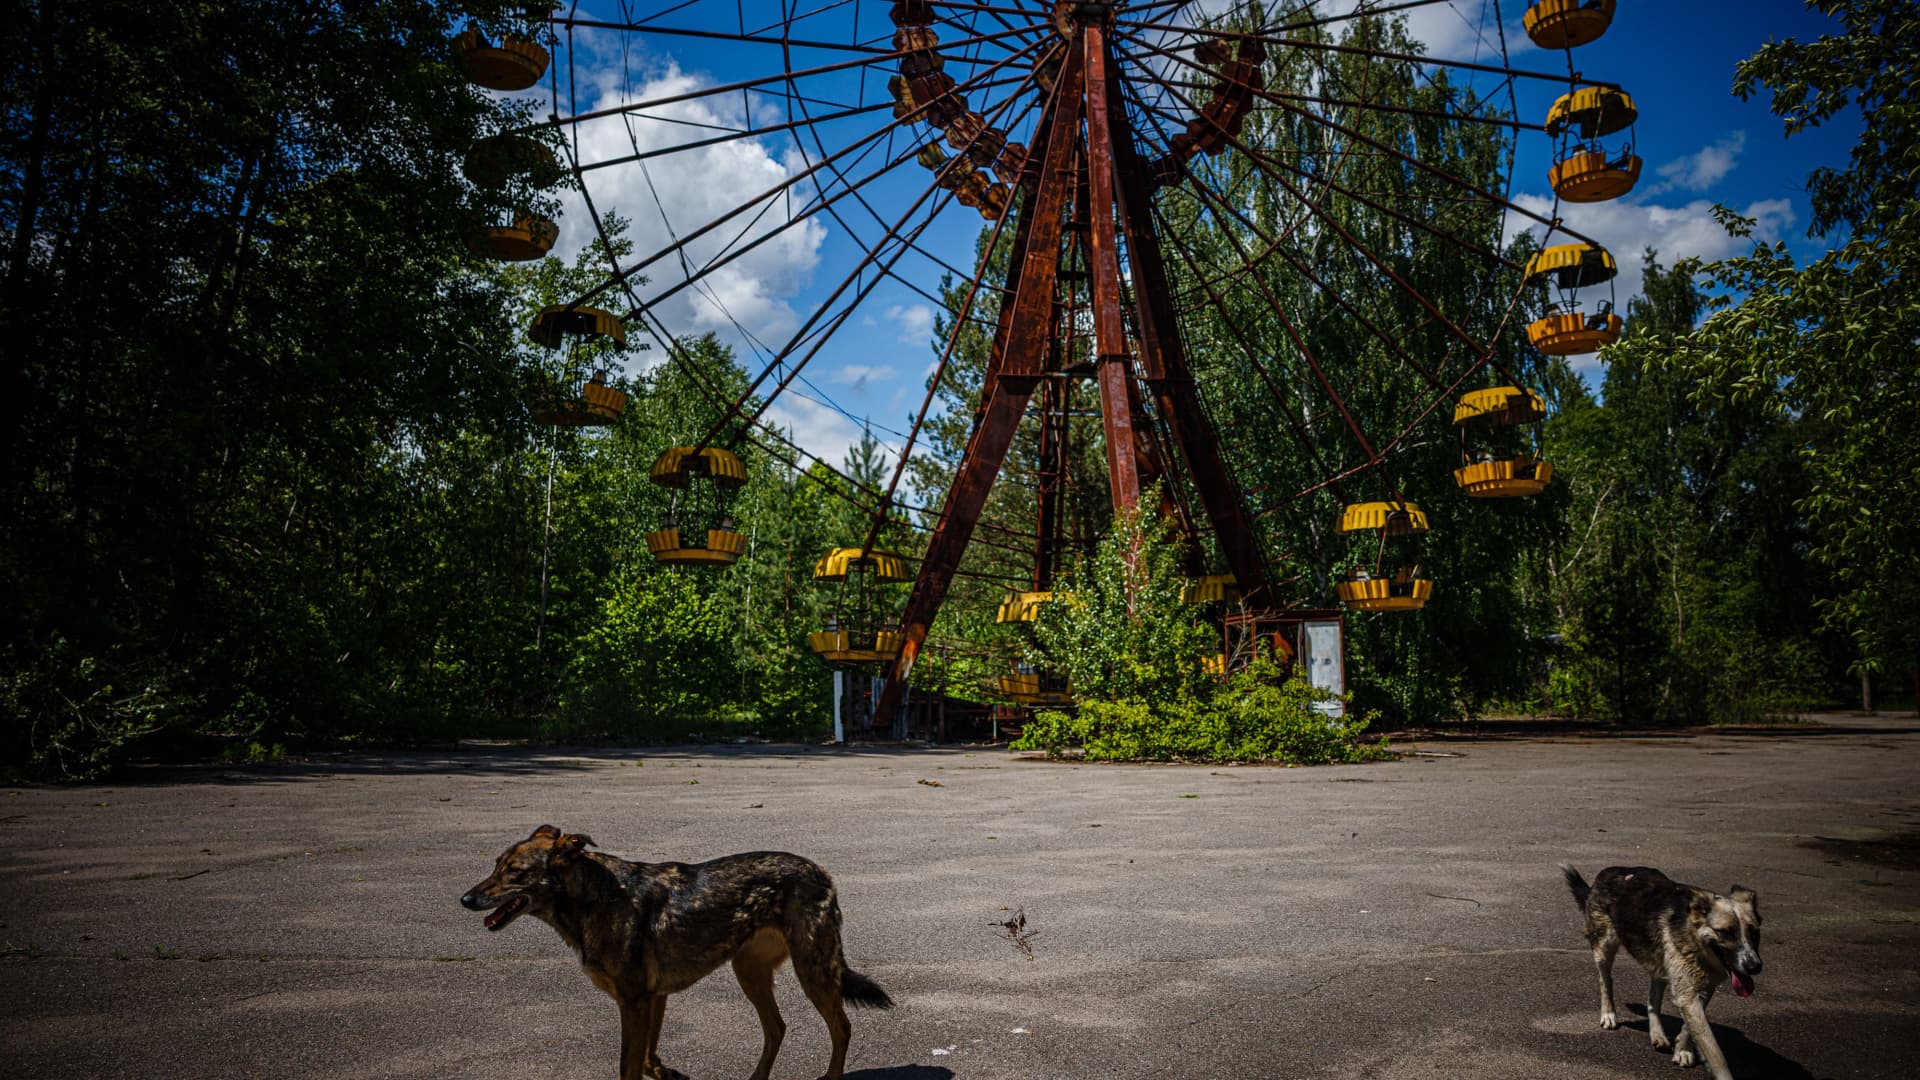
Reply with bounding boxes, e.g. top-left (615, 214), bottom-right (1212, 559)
top-left (841, 968), bottom-right (894, 1010)
top-left (1560, 863), bottom-right (1591, 911)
